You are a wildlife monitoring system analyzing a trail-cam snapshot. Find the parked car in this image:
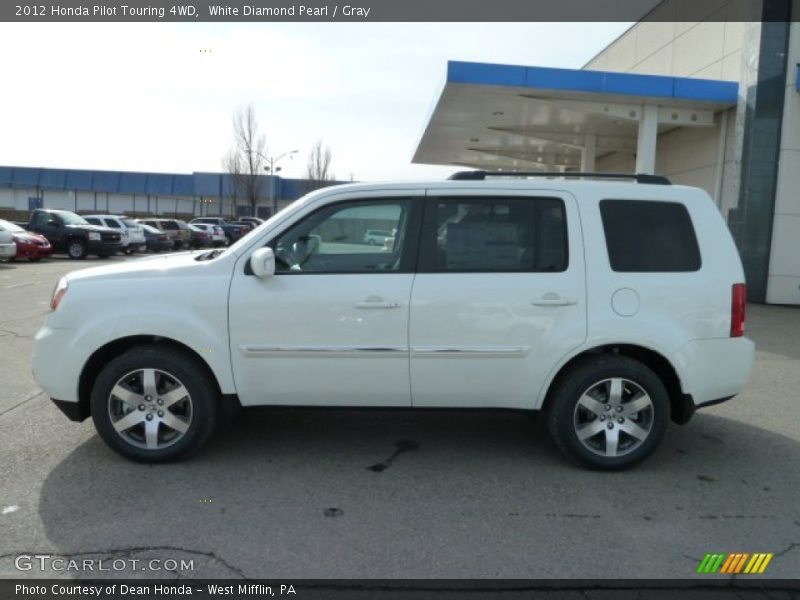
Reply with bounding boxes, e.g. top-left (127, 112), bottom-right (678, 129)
top-left (25, 208), bottom-right (122, 259)
top-left (188, 224), bottom-right (213, 249)
top-left (0, 227), bottom-right (16, 261)
top-left (231, 221), bottom-right (256, 234)
top-left (83, 215), bottom-right (146, 254)
top-left (34, 173), bottom-right (754, 468)
top-left (189, 217), bottom-right (246, 245)
top-left (0, 219), bottom-right (51, 261)
top-left (363, 229), bottom-right (393, 245)
top-left (189, 223), bottom-right (226, 247)
top-left (238, 216), bottom-right (264, 228)
top-left (140, 224), bottom-right (174, 253)
top-left (136, 218), bottom-right (191, 250)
